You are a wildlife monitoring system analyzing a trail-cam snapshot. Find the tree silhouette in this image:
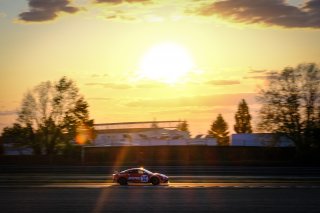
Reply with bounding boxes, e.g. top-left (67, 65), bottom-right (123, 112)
top-left (1, 77), bottom-right (94, 156)
top-left (176, 120), bottom-right (190, 136)
top-left (150, 120), bottom-right (159, 128)
top-left (208, 114), bottom-right (230, 146)
top-left (234, 99), bottom-right (253, 133)
top-left (1, 123), bottom-right (39, 155)
top-left (258, 63), bottom-right (320, 153)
